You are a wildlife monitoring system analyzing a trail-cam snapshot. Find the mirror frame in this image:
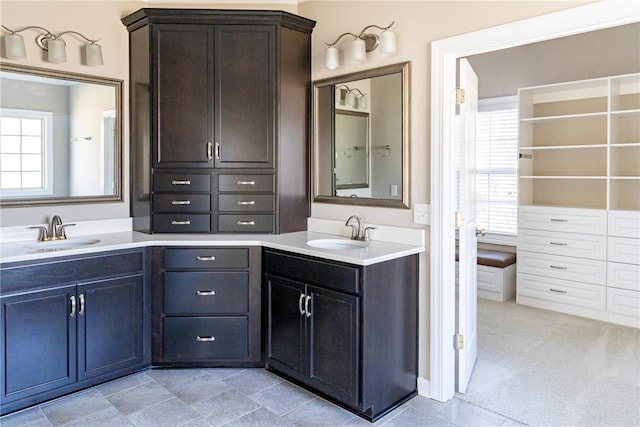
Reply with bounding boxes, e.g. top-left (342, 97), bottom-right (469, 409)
top-left (312, 61), bottom-right (411, 209)
top-left (0, 63), bottom-right (123, 207)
